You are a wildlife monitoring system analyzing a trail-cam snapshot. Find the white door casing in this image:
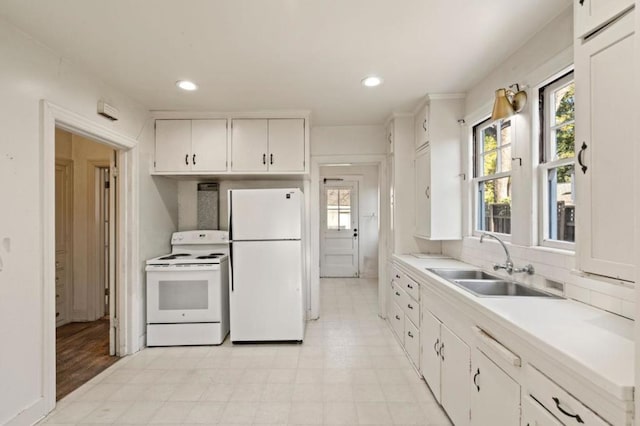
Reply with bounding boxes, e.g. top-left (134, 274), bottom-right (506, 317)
top-left (320, 178), bottom-right (359, 278)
